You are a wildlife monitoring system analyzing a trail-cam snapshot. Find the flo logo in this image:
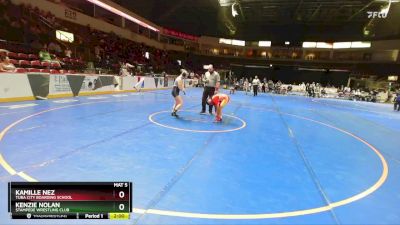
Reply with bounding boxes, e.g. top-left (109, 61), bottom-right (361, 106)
top-left (367, 0), bottom-right (393, 18)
